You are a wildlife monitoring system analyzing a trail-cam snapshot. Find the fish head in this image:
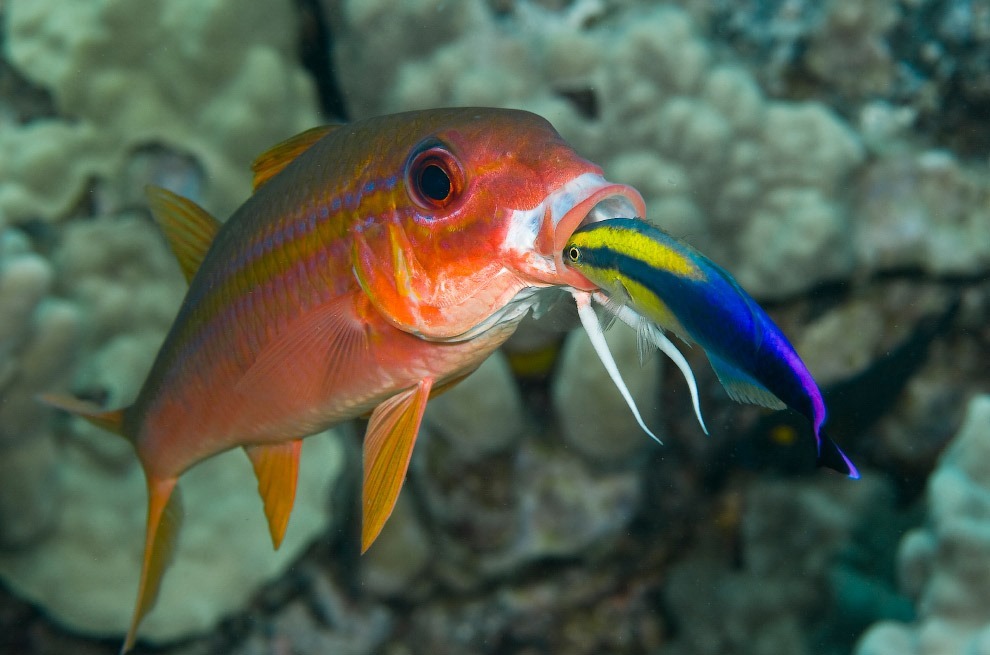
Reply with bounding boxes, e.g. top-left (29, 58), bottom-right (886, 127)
top-left (352, 108), bottom-right (644, 340)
